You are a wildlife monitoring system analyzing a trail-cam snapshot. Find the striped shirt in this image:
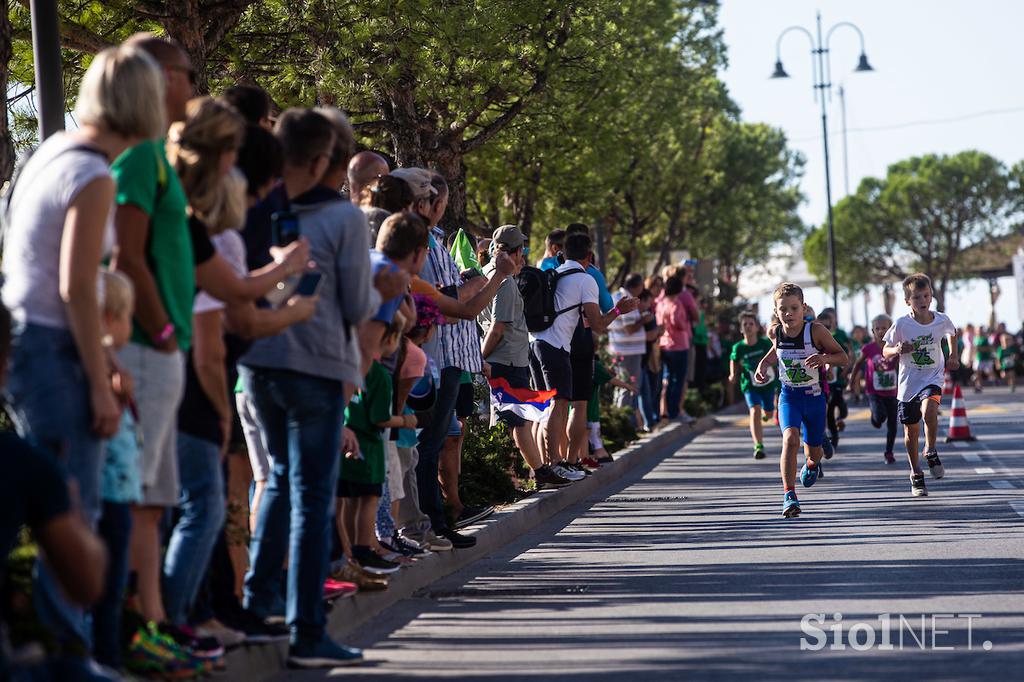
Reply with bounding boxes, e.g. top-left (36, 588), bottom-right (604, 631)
top-left (419, 227), bottom-right (482, 372)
